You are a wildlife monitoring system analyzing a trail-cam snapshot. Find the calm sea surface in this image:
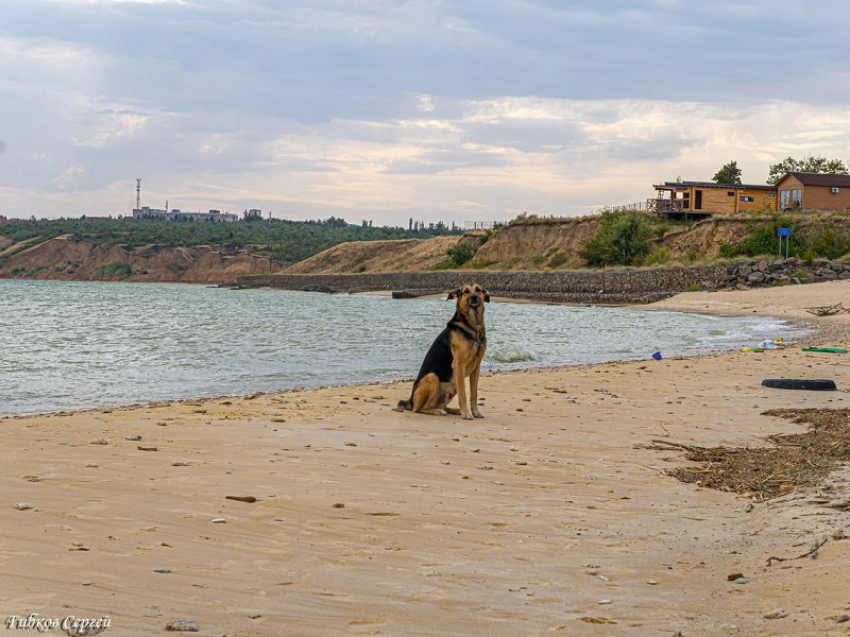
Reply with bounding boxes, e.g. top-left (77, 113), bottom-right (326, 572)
top-left (0, 279), bottom-right (808, 416)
